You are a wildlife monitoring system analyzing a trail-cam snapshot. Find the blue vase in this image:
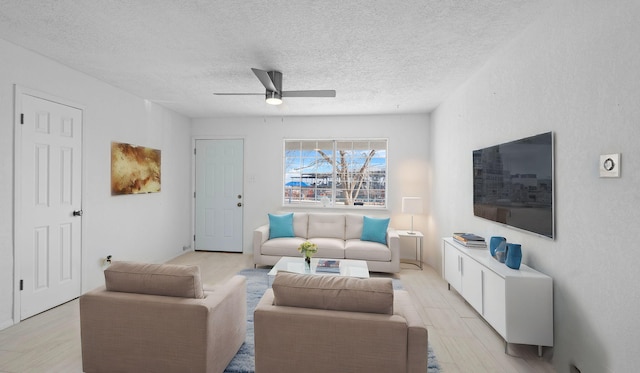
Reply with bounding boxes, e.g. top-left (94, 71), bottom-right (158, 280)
top-left (489, 236), bottom-right (506, 257)
top-left (505, 243), bottom-right (522, 269)
top-left (495, 241), bottom-right (508, 263)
